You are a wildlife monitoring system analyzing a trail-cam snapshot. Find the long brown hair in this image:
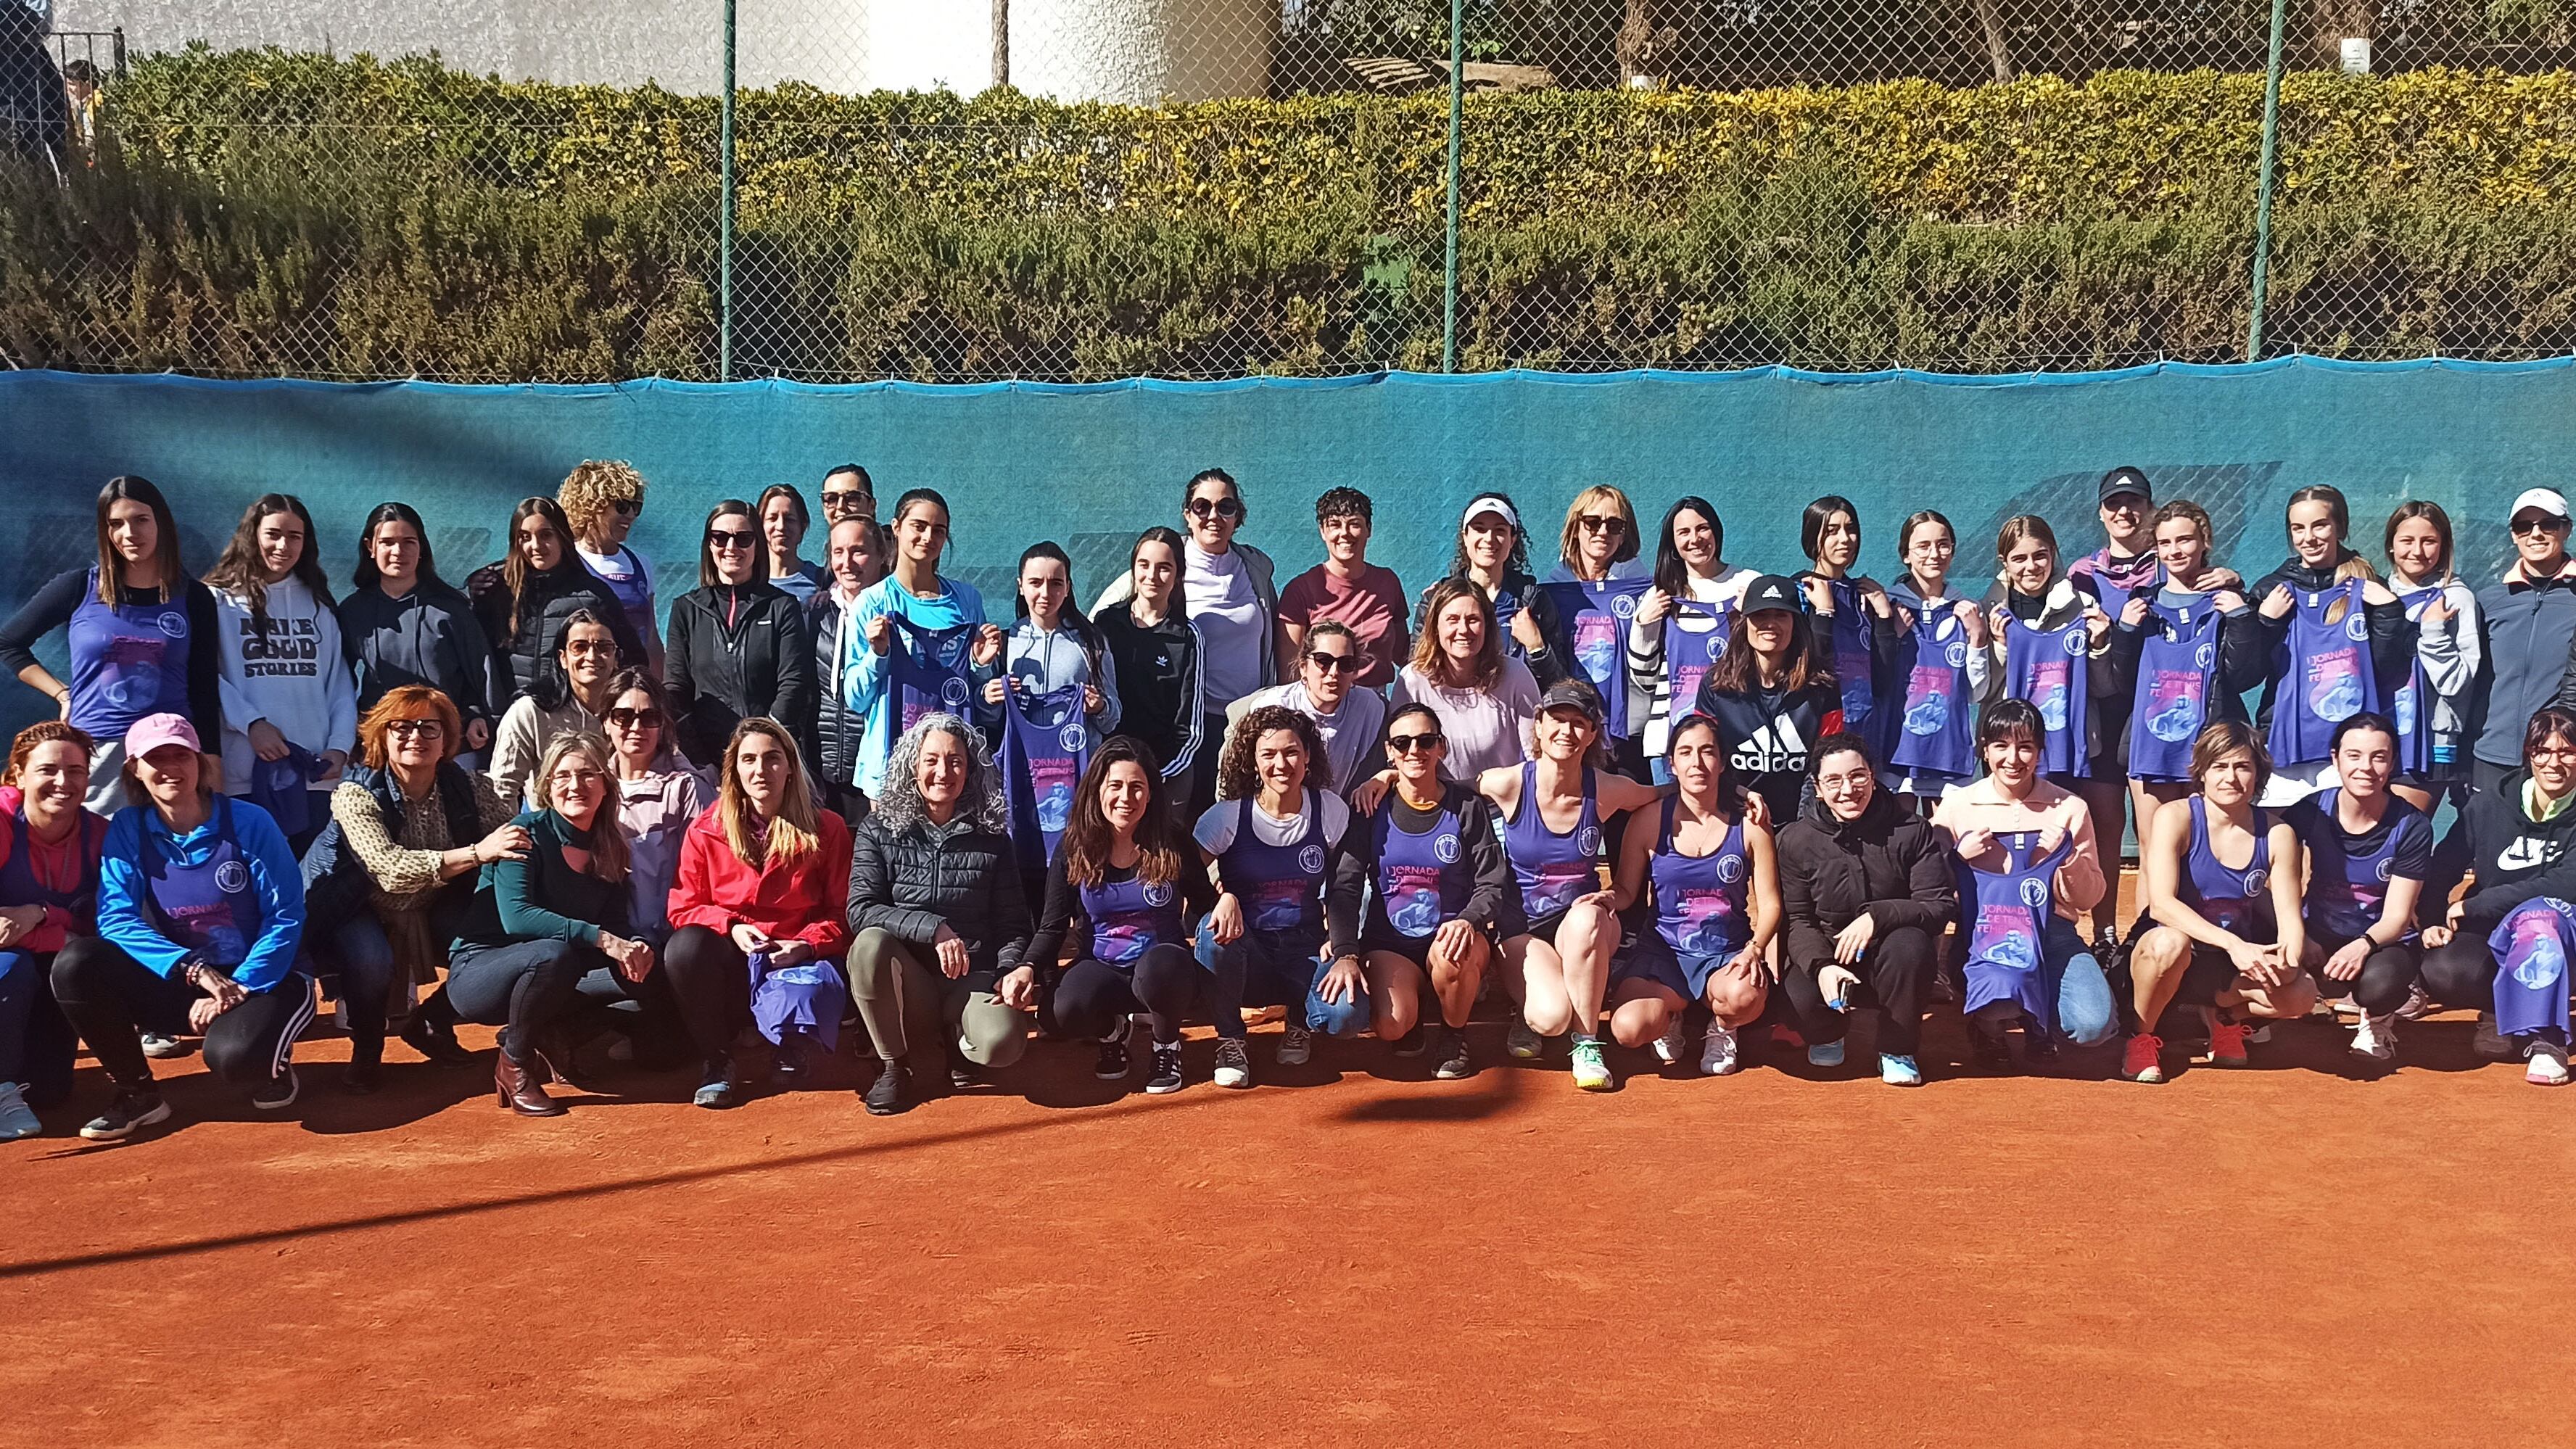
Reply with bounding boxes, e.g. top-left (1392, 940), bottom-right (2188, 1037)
top-left (1410, 577), bottom-right (1503, 690)
top-left (1707, 597), bottom-right (1828, 695)
top-left (1217, 705), bottom-right (1333, 801)
top-left (534, 732), bottom-right (629, 883)
top-left (1060, 735), bottom-right (1183, 891)
top-left (94, 476), bottom-right (181, 607)
top-left (717, 717), bottom-right (821, 869)
top-left (501, 497), bottom-right (574, 638)
top-left (2383, 500), bottom-right (2455, 583)
top-left (2287, 484), bottom-right (2378, 585)
top-left (7, 722), bottom-right (95, 784)
top-left (203, 493), bottom-right (332, 632)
